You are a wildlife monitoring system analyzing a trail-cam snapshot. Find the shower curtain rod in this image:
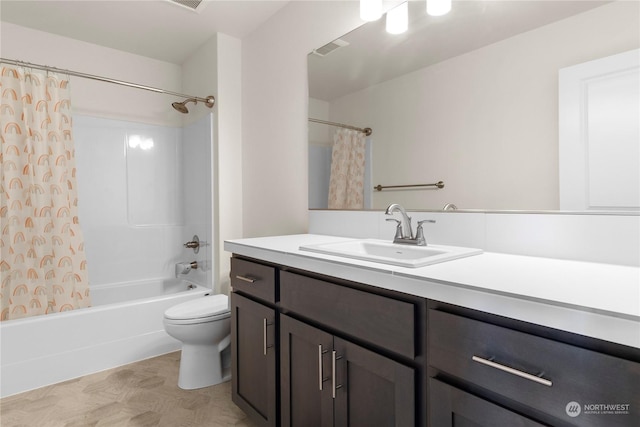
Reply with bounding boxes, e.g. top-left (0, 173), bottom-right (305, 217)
top-left (0, 57), bottom-right (214, 104)
top-left (309, 117), bottom-right (372, 136)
